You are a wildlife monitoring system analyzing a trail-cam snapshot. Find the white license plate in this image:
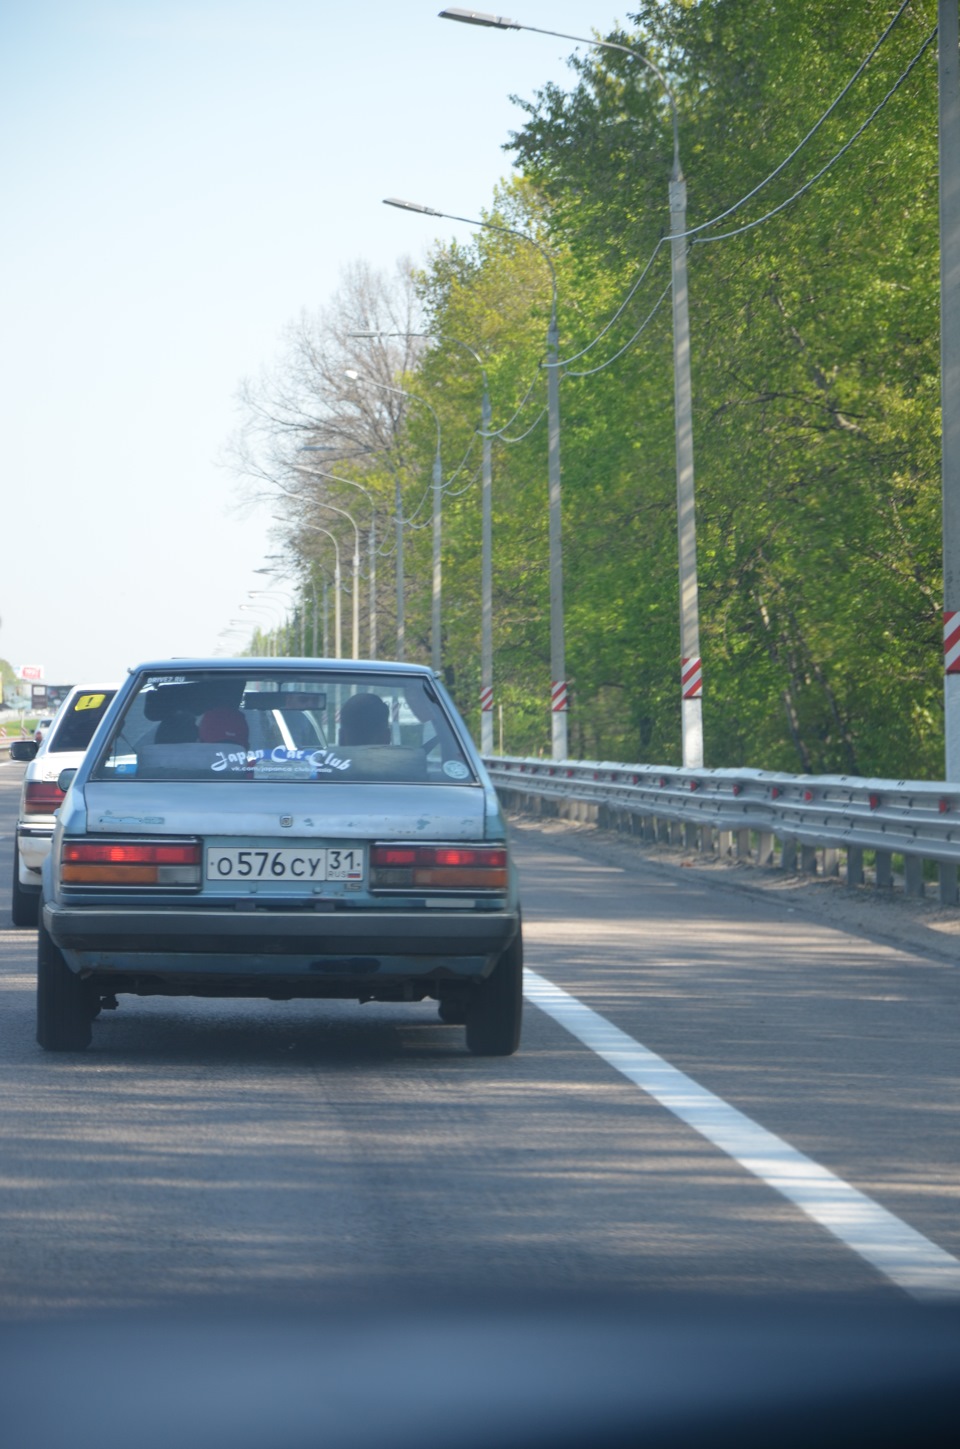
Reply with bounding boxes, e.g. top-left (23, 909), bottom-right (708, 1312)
top-left (206, 845), bottom-right (364, 883)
